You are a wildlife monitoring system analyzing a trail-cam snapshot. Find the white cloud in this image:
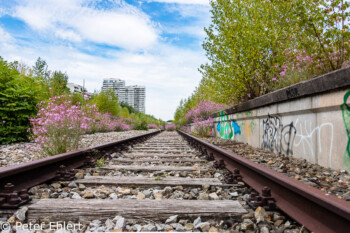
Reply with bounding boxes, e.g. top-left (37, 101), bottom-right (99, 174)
top-left (55, 29), bottom-right (82, 42)
top-left (0, 0), bottom-right (211, 120)
top-left (0, 41), bottom-right (205, 120)
top-left (13, 0), bottom-right (158, 50)
top-left (147, 0), bottom-right (209, 5)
